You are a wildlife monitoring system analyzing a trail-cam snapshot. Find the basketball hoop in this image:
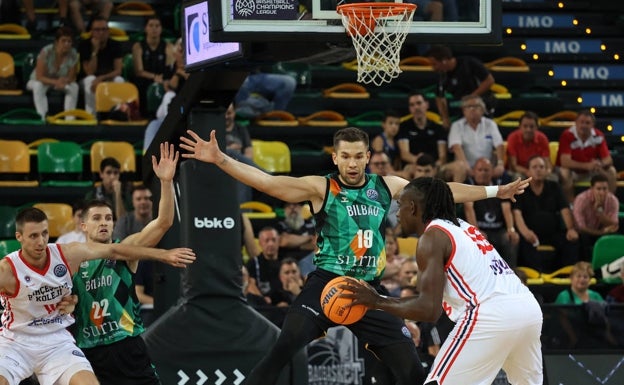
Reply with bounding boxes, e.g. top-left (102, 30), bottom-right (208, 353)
top-left (337, 2), bottom-right (416, 86)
